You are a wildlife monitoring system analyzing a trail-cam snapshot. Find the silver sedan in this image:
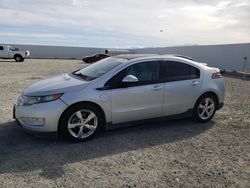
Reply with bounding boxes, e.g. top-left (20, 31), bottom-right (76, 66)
top-left (14, 54), bottom-right (225, 141)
